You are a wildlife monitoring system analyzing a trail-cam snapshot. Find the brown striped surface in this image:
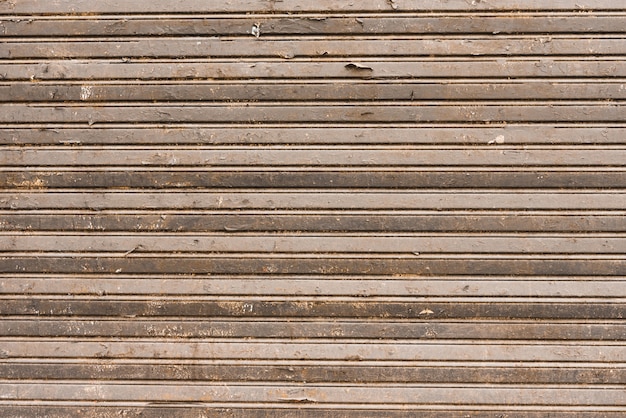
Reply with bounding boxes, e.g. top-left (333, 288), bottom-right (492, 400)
top-left (1, 1), bottom-right (625, 416)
